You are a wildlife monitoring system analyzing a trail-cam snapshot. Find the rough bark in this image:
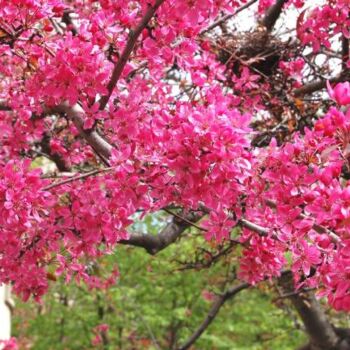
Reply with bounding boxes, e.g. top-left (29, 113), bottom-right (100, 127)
top-left (279, 272), bottom-right (350, 350)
